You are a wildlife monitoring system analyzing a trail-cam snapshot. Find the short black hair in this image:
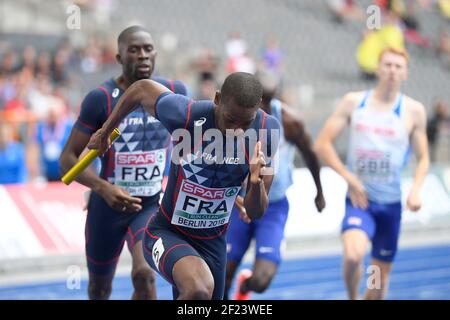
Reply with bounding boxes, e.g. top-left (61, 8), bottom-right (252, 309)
top-left (117, 25), bottom-right (151, 47)
top-left (221, 72), bottom-right (262, 109)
